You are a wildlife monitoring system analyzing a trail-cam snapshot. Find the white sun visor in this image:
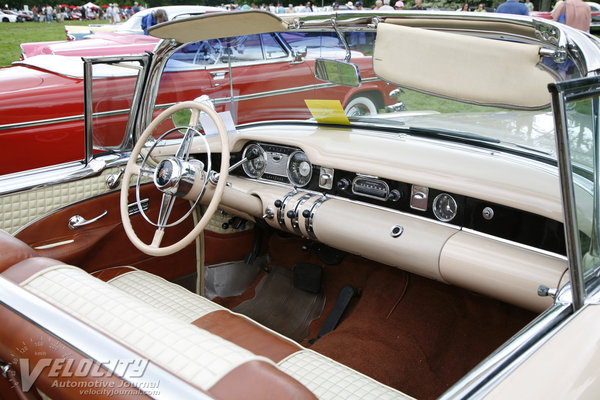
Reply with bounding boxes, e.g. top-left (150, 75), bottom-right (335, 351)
top-left (373, 22), bottom-right (555, 109)
top-left (148, 10), bottom-right (288, 44)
